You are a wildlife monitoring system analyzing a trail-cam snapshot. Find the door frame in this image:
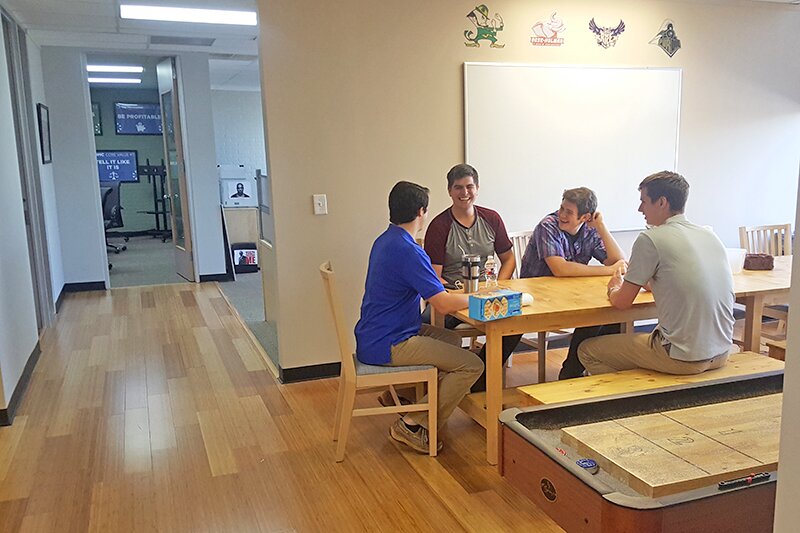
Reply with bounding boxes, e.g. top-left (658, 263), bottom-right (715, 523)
top-left (2, 11), bottom-right (54, 329)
